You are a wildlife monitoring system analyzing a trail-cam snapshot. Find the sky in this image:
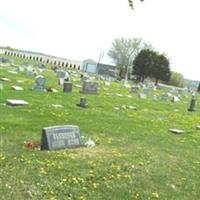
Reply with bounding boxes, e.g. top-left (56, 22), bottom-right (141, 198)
top-left (0, 0), bottom-right (199, 80)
